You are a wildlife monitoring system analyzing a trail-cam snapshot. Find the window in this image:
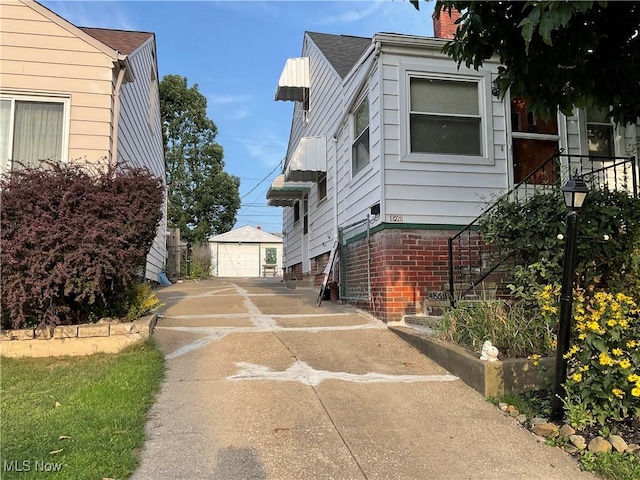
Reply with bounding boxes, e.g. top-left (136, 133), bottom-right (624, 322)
top-left (352, 97), bottom-right (369, 176)
top-left (317, 172), bottom-right (327, 203)
top-left (409, 77), bottom-right (481, 156)
top-left (264, 248), bottom-right (277, 264)
top-left (303, 197), bottom-right (308, 234)
top-left (293, 201), bottom-right (300, 223)
top-left (586, 106), bottom-right (614, 157)
top-left (0, 95), bottom-right (67, 171)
